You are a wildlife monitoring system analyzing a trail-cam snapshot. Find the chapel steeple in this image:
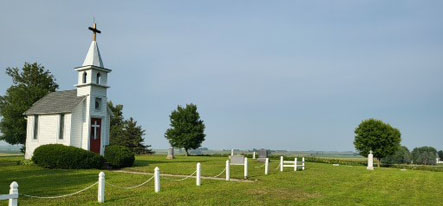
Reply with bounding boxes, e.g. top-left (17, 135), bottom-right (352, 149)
top-left (82, 23), bottom-right (104, 68)
top-left (75, 22), bottom-right (111, 96)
